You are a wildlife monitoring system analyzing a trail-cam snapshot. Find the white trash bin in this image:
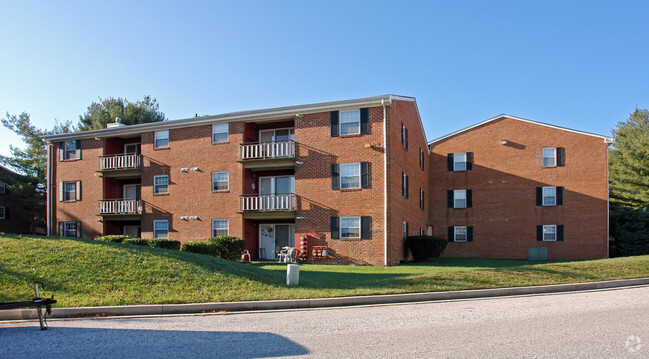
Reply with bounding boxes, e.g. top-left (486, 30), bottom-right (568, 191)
top-left (286, 263), bottom-right (299, 286)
